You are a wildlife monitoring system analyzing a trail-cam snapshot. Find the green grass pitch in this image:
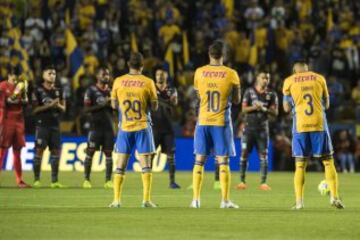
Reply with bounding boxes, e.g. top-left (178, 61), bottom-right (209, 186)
top-left (1, 171), bottom-right (360, 239)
